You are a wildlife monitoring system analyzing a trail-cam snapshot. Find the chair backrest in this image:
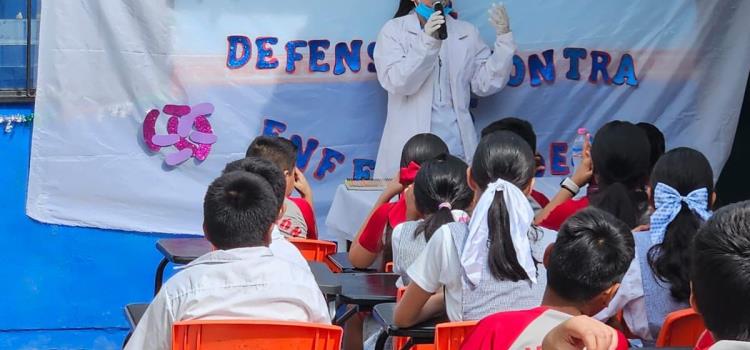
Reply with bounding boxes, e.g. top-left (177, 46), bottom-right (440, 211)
top-left (289, 238), bottom-right (337, 263)
top-left (655, 308), bottom-right (706, 347)
top-left (385, 262), bottom-right (394, 273)
top-left (172, 320), bottom-right (343, 350)
top-left (434, 321), bottom-right (479, 350)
